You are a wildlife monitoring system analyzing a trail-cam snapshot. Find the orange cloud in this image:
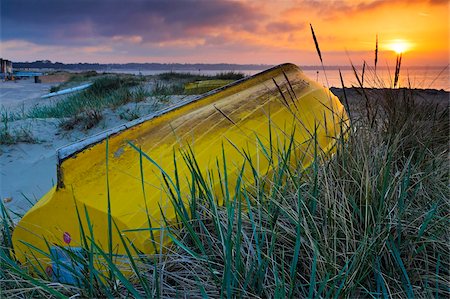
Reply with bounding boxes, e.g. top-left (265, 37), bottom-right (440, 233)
top-left (1, 0), bottom-right (448, 65)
